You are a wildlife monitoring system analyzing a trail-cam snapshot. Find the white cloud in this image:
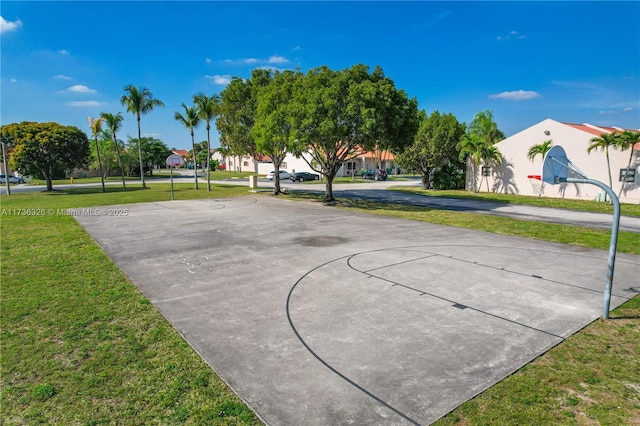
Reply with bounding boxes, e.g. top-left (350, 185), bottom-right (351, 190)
top-left (223, 55), bottom-right (289, 66)
top-left (489, 90), bottom-right (541, 101)
top-left (267, 55), bottom-right (288, 64)
top-left (623, 107), bottom-right (633, 112)
top-left (66, 101), bottom-right (105, 107)
top-left (67, 84), bottom-right (96, 94)
top-left (292, 46), bottom-right (302, 52)
top-left (205, 74), bottom-right (232, 85)
top-left (58, 49), bottom-right (70, 55)
top-left (205, 58), bottom-right (211, 64)
top-left (54, 74), bottom-right (72, 80)
top-left (10, 78), bottom-right (17, 83)
top-left (497, 30), bottom-right (526, 41)
top-left (0, 16), bottom-right (22, 34)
